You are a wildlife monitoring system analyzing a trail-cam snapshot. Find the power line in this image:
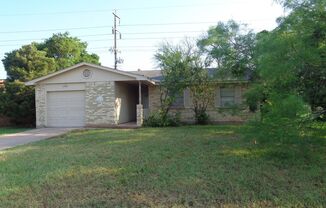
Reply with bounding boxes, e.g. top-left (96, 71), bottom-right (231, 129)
top-left (0, 19), bottom-right (276, 34)
top-left (0, 22), bottom-right (215, 34)
top-left (0, 25), bottom-right (111, 34)
top-left (119, 22), bottom-right (217, 27)
top-left (0, 31), bottom-right (203, 43)
top-left (121, 36), bottom-right (198, 40)
top-left (0, 2), bottom-right (244, 17)
top-left (0, 39), bottom-right (110, 47)
top-left (0, 36), bottom-right (198, 47)
top-left (123, 30), bottom-right (204, 35)
top-left (116, 2), bottom-right (240, 11)
top-left (93, 49), bottom-right (156, 53)
top-left (90, 46), bottom-right (156, 50)
top-left (0, 36), bottom-right (201, 47)
top-left (0, 33), bottom-right (112, 42)
top-left (0, 9), bottom-right (111, 17)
